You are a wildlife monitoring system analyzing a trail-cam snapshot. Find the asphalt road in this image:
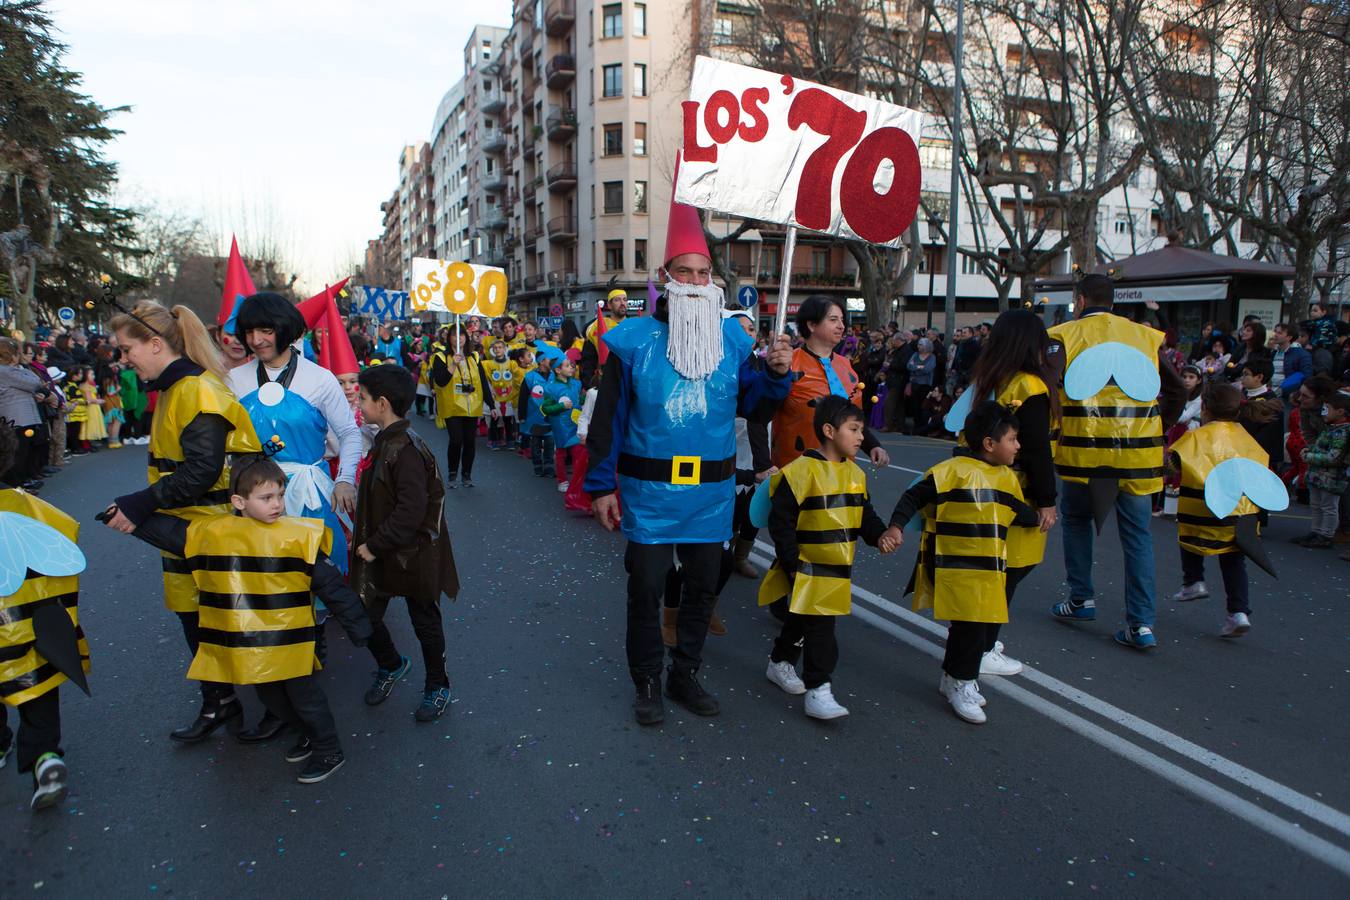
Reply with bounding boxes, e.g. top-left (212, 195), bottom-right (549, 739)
top-left (4, 420), bottom-right (1348, 898)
